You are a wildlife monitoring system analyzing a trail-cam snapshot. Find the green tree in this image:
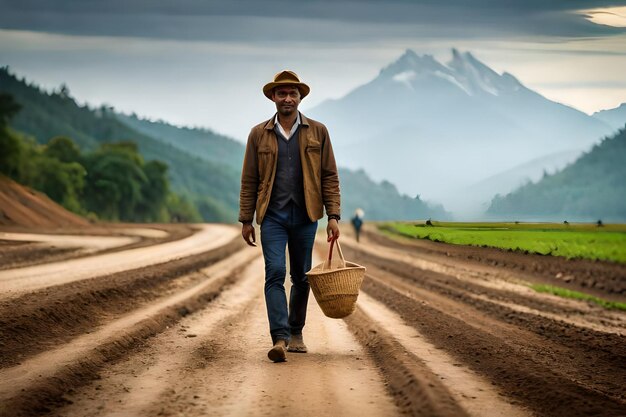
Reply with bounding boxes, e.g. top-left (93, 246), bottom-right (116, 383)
top-left (0, 93), bottom-right (21, 128)
top-left (31, 157), bottom-right (86, 213)
top-left (195, 195), bottom-right (236, 223)
top-left (166, 193), bottom-right (202, 223)
top-left (0, 129), bottom-right (24, 178)
top-left (82, 148), bottom-right (148, 221)
top-left (0, 93), bottom-right (24, 178)
top-left (138, 160), bottom-right (170, 221)
top-left (45, 136), bottom-right (81, 163)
